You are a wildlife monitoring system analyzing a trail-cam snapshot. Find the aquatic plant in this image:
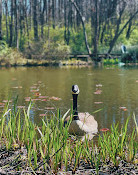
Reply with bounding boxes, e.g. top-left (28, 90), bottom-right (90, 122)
top-left (0, 102), bottom-right (137, 174)
top-left (103, 58), bottom-right (119, 65)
